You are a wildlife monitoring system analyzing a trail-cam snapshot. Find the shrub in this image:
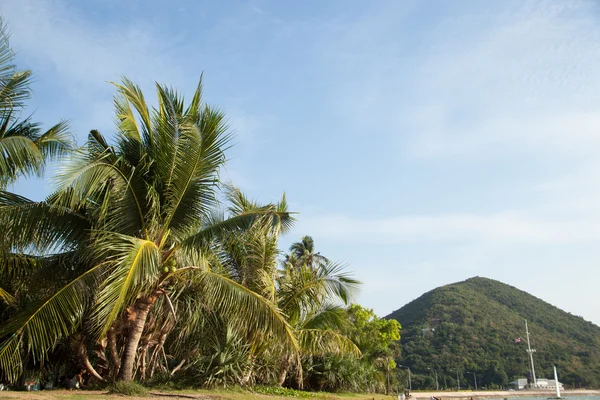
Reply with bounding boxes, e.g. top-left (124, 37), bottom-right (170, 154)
top-left (108, 381), bottom-right (149, 396)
